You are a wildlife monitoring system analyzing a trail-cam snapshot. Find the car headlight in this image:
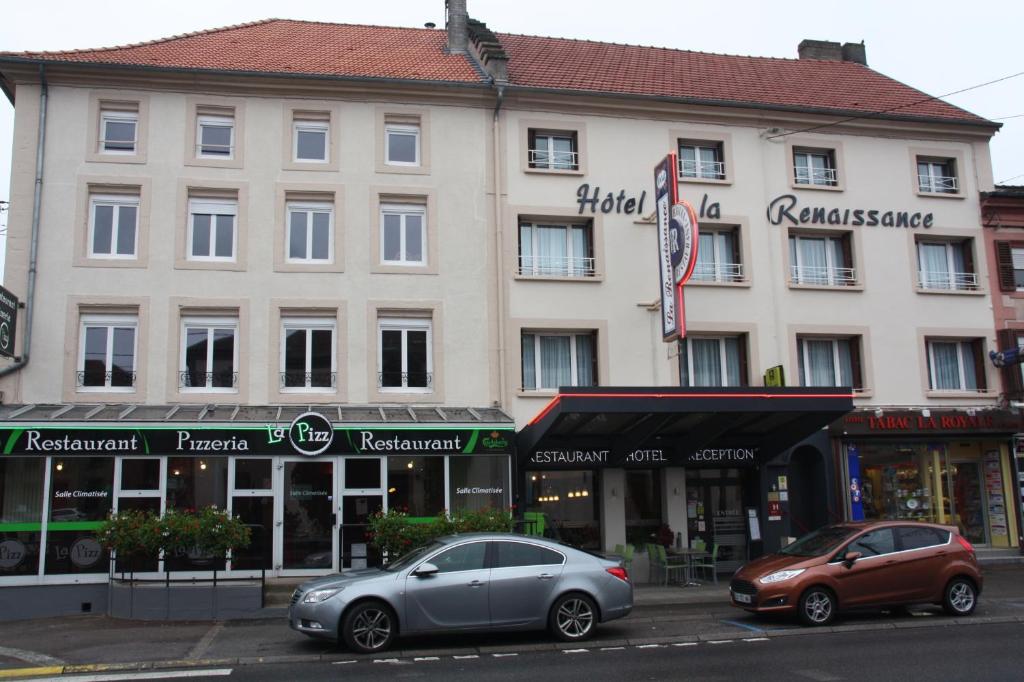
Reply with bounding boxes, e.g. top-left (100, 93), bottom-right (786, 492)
top-left (303, 588), bottom-right (343, 603)
top-left (758, 569), bottom-right (805, 585)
